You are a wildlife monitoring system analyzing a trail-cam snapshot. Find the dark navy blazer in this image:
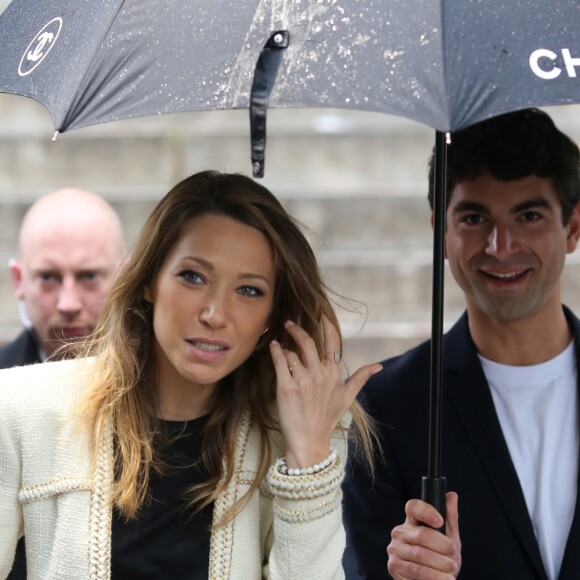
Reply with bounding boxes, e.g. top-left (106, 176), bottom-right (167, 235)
top-left (343, 307), bottom-right (580, 580)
